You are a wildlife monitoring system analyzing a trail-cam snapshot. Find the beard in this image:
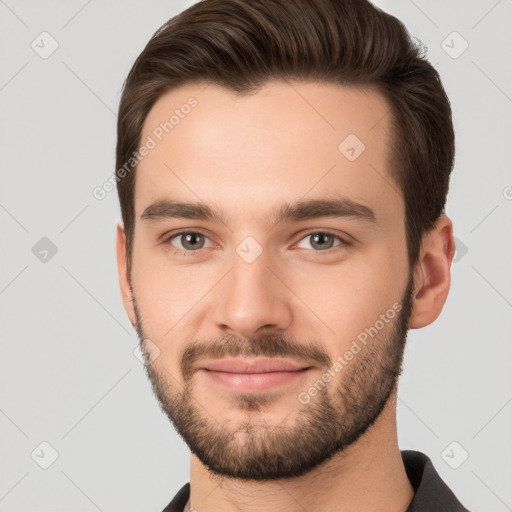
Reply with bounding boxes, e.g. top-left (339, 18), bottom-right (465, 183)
top-left (131, 272), bottom-right (415, 481)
